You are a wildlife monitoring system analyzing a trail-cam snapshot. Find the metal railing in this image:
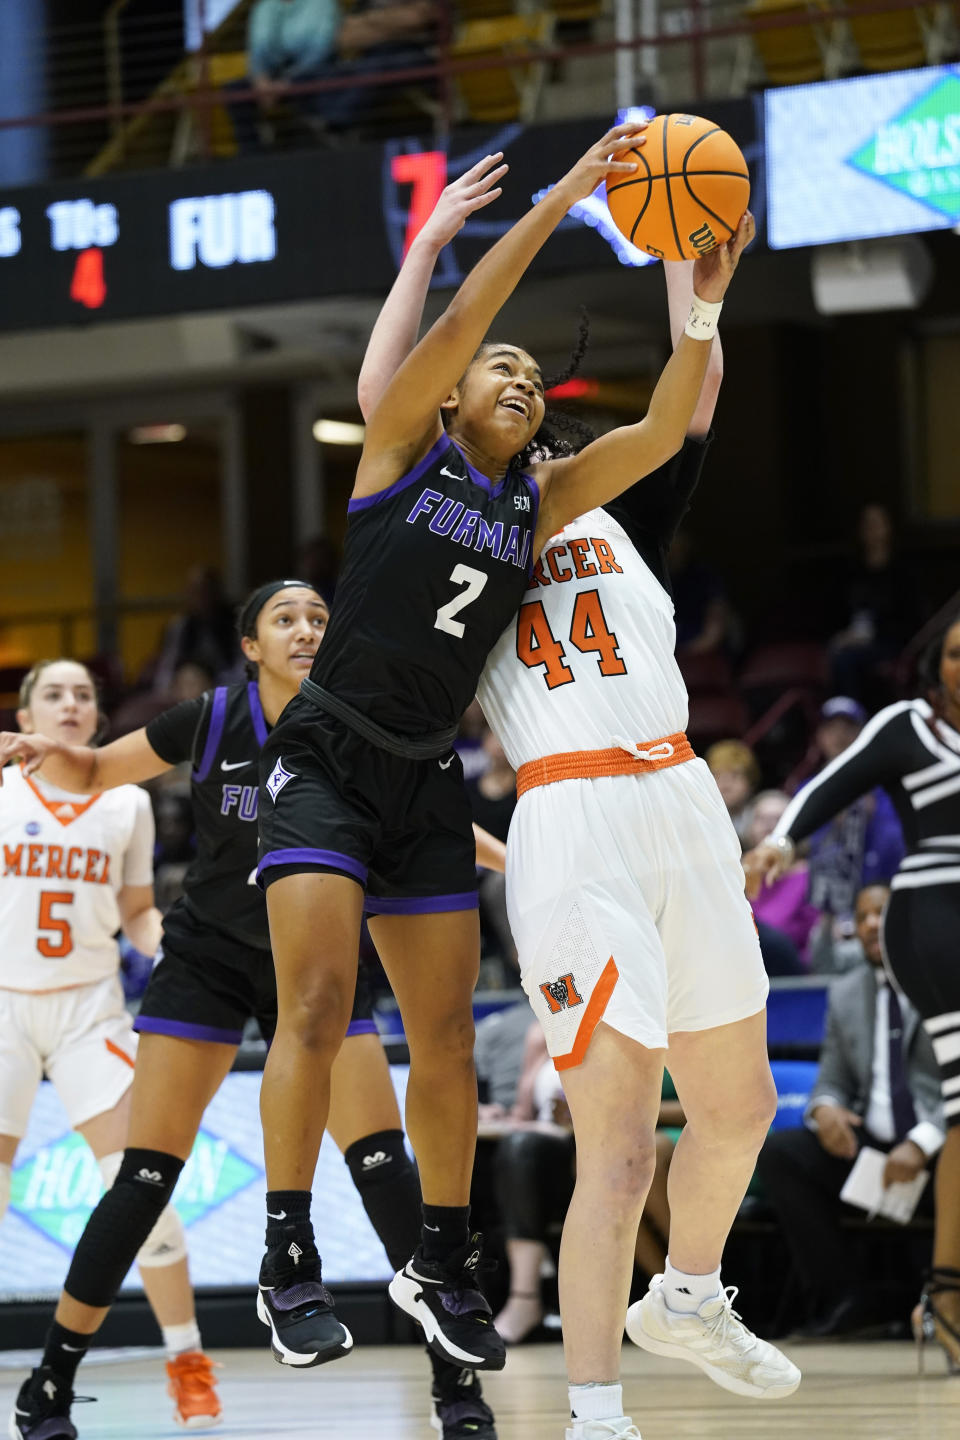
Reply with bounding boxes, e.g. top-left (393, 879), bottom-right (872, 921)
top-left (0, 0), bottom-right (953, 179)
